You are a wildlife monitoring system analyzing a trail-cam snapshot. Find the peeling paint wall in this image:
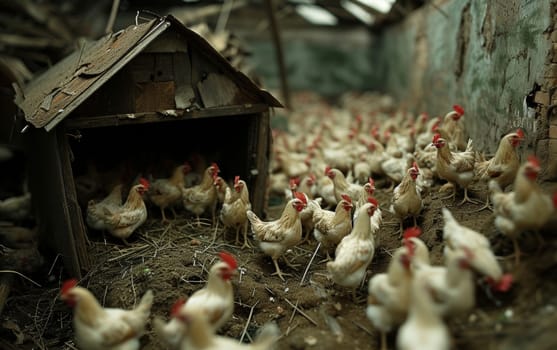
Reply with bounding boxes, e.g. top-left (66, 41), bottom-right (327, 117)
top-left (371, 0), bottom-right (552, 160)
